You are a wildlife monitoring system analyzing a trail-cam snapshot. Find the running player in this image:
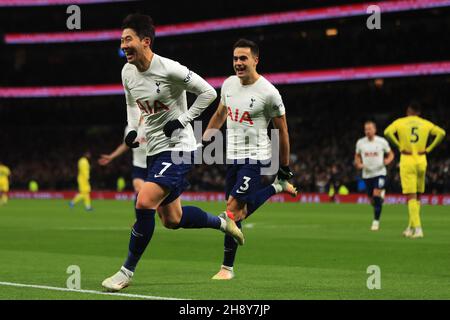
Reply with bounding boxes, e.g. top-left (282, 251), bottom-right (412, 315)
top-left (355, 121), bottom-right (394, 231)
top-left (203, 39), bottom-right (297, 280)
top-left (98, 117), bottom-right (147, 195)
top-left (384, 101), bottom-right (446, 238)
top-left (69, 151), bottom-right (93, 211)
top-left (102, 14), bottom-right (243, 291)
top-left (0, 162), bottom-right (11, 205)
